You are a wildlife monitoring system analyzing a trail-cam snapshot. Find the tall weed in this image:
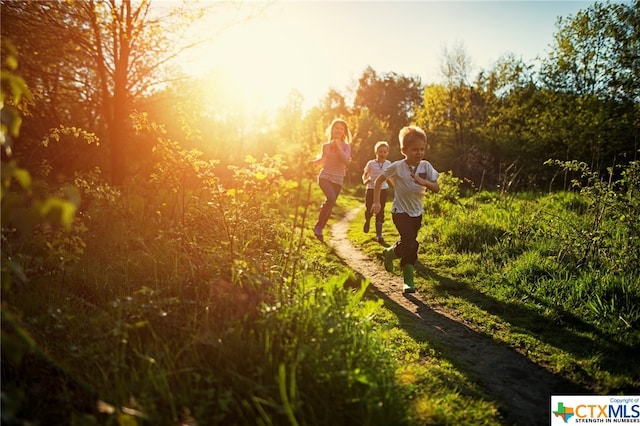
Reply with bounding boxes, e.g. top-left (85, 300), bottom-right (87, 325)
top-left (545, 159), bottom-right (640, 274)
top-left (421, 161), bottom-right (639, 346)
